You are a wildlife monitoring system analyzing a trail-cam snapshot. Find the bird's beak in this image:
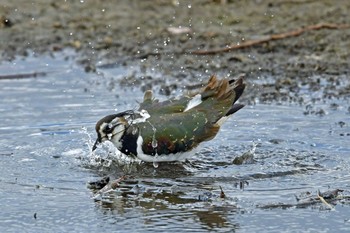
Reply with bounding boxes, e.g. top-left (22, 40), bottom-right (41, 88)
top-left (92, 138), bottom-right (101, 151)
